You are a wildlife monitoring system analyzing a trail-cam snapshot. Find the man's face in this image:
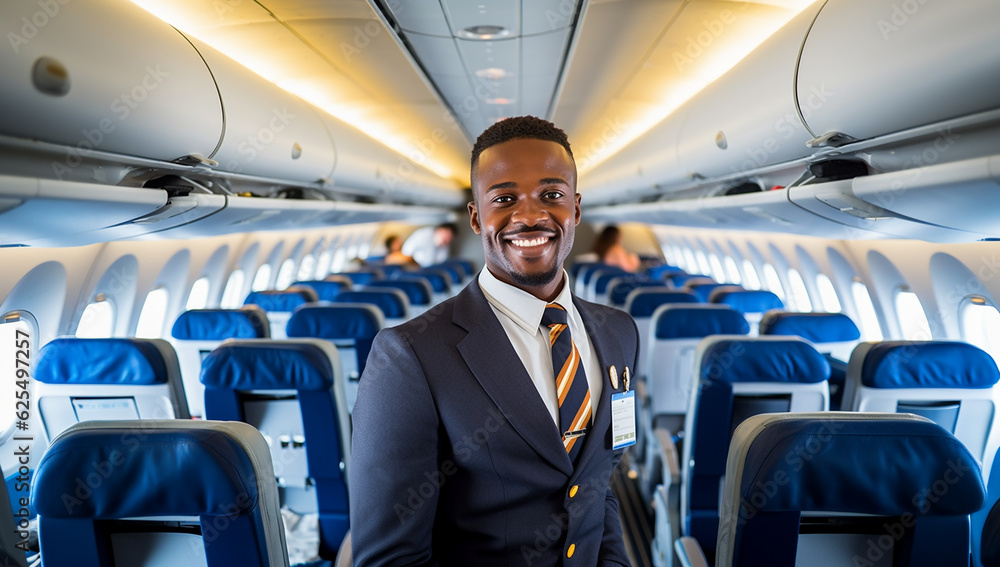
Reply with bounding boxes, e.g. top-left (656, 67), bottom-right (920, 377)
top-left (468, 138), bottom-right (580, 300)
